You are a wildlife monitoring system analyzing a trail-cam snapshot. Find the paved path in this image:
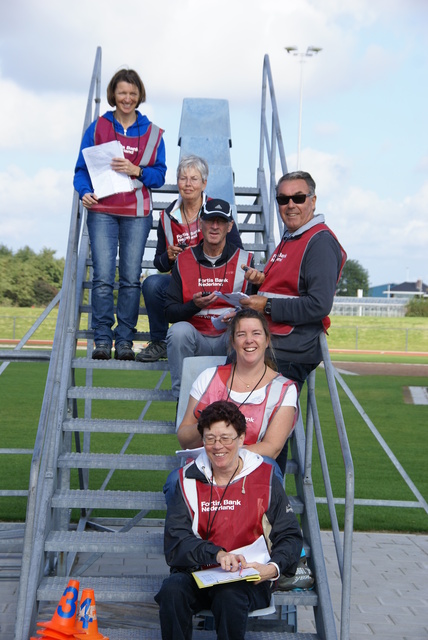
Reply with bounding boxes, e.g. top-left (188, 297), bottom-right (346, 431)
top-left (1, 526), bottom-right (427, 640)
